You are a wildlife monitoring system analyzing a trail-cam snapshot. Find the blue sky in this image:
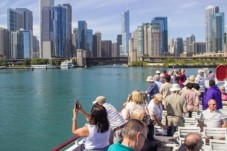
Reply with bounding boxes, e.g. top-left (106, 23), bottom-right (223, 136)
top-left (0, 0), bottom-right (226, 42)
